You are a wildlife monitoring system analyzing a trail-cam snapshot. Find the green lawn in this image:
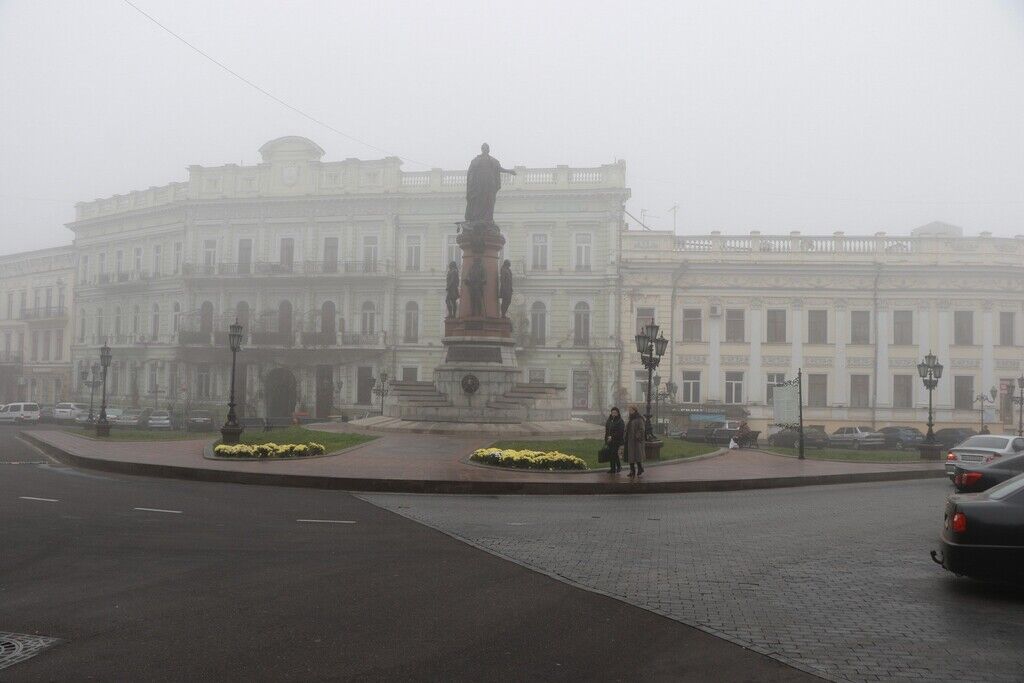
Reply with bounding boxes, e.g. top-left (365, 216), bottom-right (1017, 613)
top-left (69, 427), bottom-right (200, 441)
top-left (490, 438), bottom-right (719, 470)
top-left (232, 426), bottom-right (375, 454)
top-left (763, 445), bottom-right (924, 463)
